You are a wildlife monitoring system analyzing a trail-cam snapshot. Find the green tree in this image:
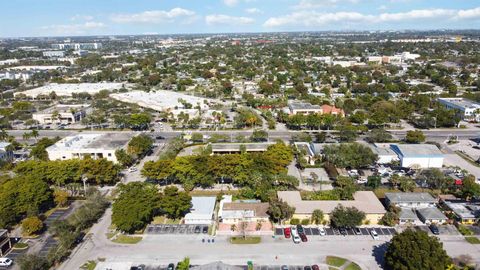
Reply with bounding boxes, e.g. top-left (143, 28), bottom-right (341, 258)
top-left (405, 130), bottom-right (425, 144)
top-left (367, 175), bottom-right (381, 189)
top-left (337, 124), bottom-right (358, 142)
top-left (22, 216), bottom-right (44, 235)
top-left (115, 149), bottom-right (134, 167)
top-left (127, 134), bottom-right (153, 157)
top-left (17, 254), bottom-right (50, 270)
top-left (311, 209), bottom-right (324, 225)
top-left (323, 143), bottom-right (378, 168)
top-left (385, 229), bottom-right (452, 270)
top-left (176, 257), bottom-right (190, 270)
top-left (268, 198), bottom-right (295, 224)
top-left (334, 176), bottom-right (357, 200)
top-left (53, 189), bottom-right (69, 207)
top-left (159, 186), bottom-right (192, 219)
top-left (366, 129), bottom-right (393, 143)
top-left (330, 205), bottom-right (365, 228)
top-left (112, 182), bottom-right (160, 233)
top-left (460, 175), bottom-right (480, 200)
top-left (251, 129), bottom-right (268, 142)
